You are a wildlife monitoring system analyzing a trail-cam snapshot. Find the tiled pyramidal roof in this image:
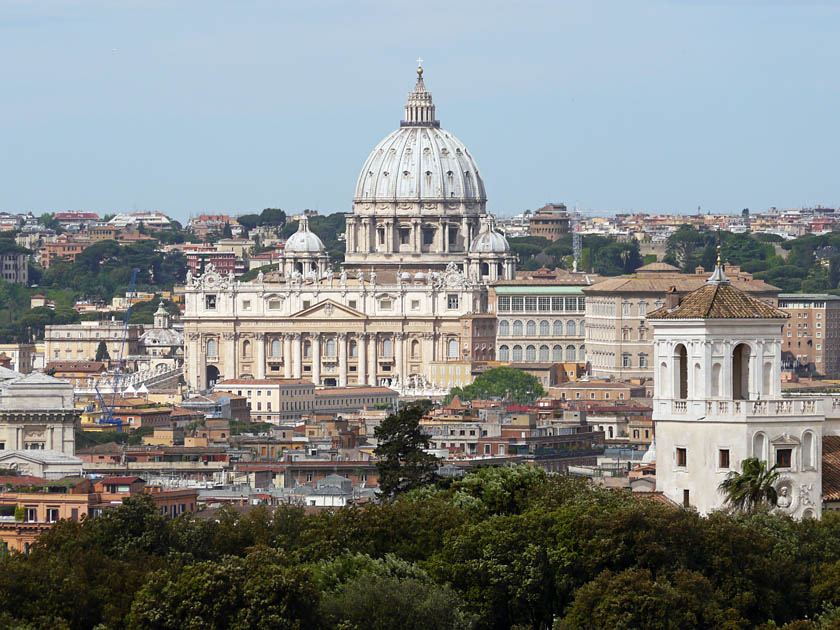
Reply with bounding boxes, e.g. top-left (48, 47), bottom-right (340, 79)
top-left (647, 261), bottom-right (790, 320)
